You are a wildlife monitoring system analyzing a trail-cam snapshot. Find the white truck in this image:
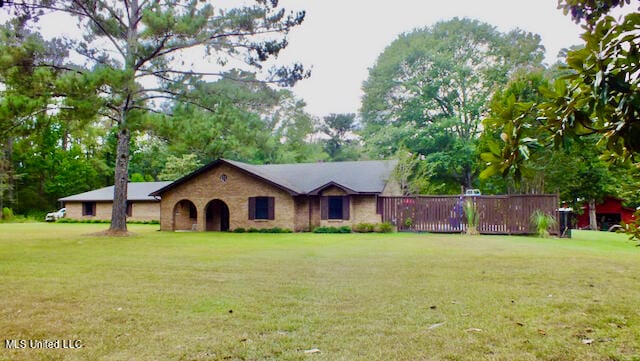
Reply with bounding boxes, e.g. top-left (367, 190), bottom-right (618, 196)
top-left (45, 208), bottom-right (66, 222)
